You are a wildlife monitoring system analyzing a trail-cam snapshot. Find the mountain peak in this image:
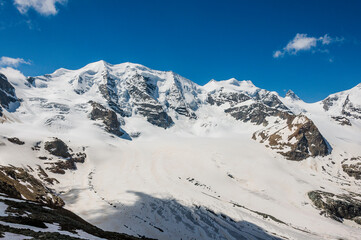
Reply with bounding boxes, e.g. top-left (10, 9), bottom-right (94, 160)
top-left (285, 89), bottom-right (301, 100)
top-left (85, 60), bottom-right (111, 70)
